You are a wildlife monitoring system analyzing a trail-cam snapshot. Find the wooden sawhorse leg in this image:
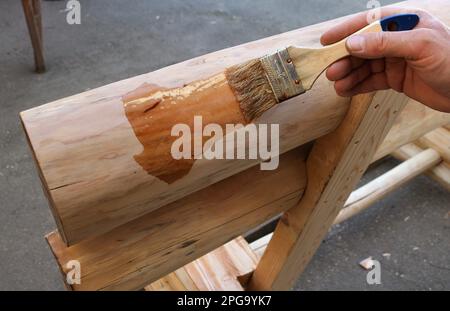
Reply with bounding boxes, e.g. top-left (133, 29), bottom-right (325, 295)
top-left (21, 0), bottom-right (45, 73)
top-left (248, 92), bottom-right (409, 290)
